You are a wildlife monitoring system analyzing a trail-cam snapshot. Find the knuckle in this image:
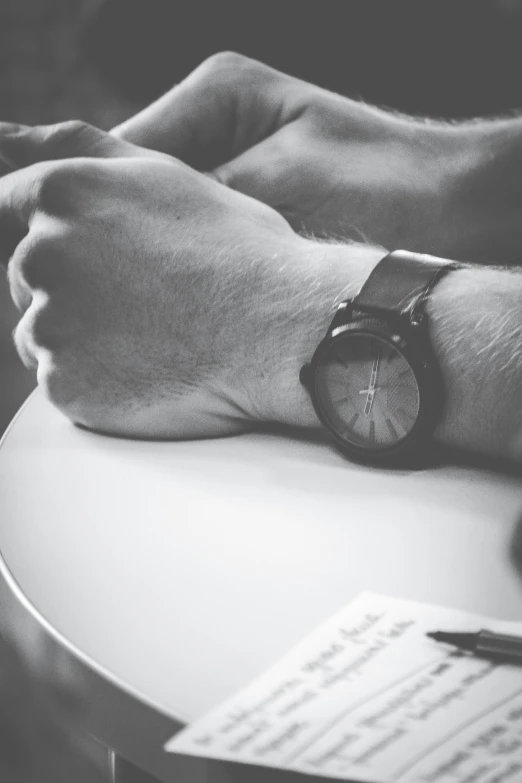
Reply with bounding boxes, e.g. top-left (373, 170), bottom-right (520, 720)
top-left (42, 120), bottom-right (95, 157)
top-left (12, 320), bottom-right (37, 370)
top-left (35, 164), bottom-right (73, 213)
top-left (16, 232), bottom-right (63, 290)
top-left (29, 308), bottom-right (61, 351)
top-left (203, 50), bottom-right (246, 71)
top-left (35, 161), bottom-right (92, 215)
top-left (6, 262), bottom-right (32, 312)
top-left (16, 297), bottom-right (63, 351)
top-left (198, 51), bottom-right (263, 84)
top-left (16, 234), bottom-right (50, 278)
